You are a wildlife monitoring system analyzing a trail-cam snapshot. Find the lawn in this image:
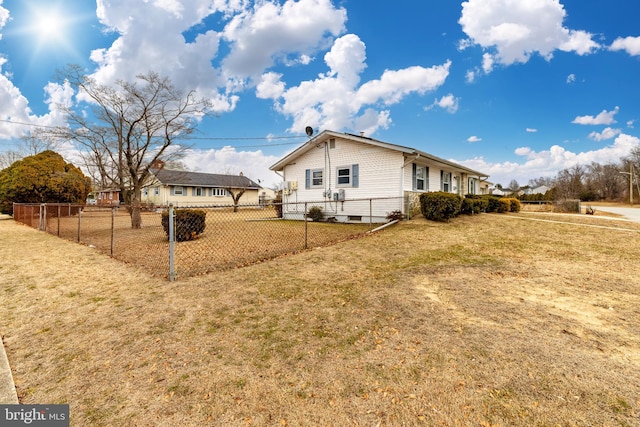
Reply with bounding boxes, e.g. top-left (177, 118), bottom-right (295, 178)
top-left (35, 206), bottom-right (373, 278)
top-left (1, 211), bottom-right (639, 426)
